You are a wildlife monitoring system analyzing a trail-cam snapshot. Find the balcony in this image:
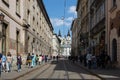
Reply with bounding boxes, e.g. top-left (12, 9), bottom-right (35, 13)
top-left (90, 2), bottom-right (105, 31)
